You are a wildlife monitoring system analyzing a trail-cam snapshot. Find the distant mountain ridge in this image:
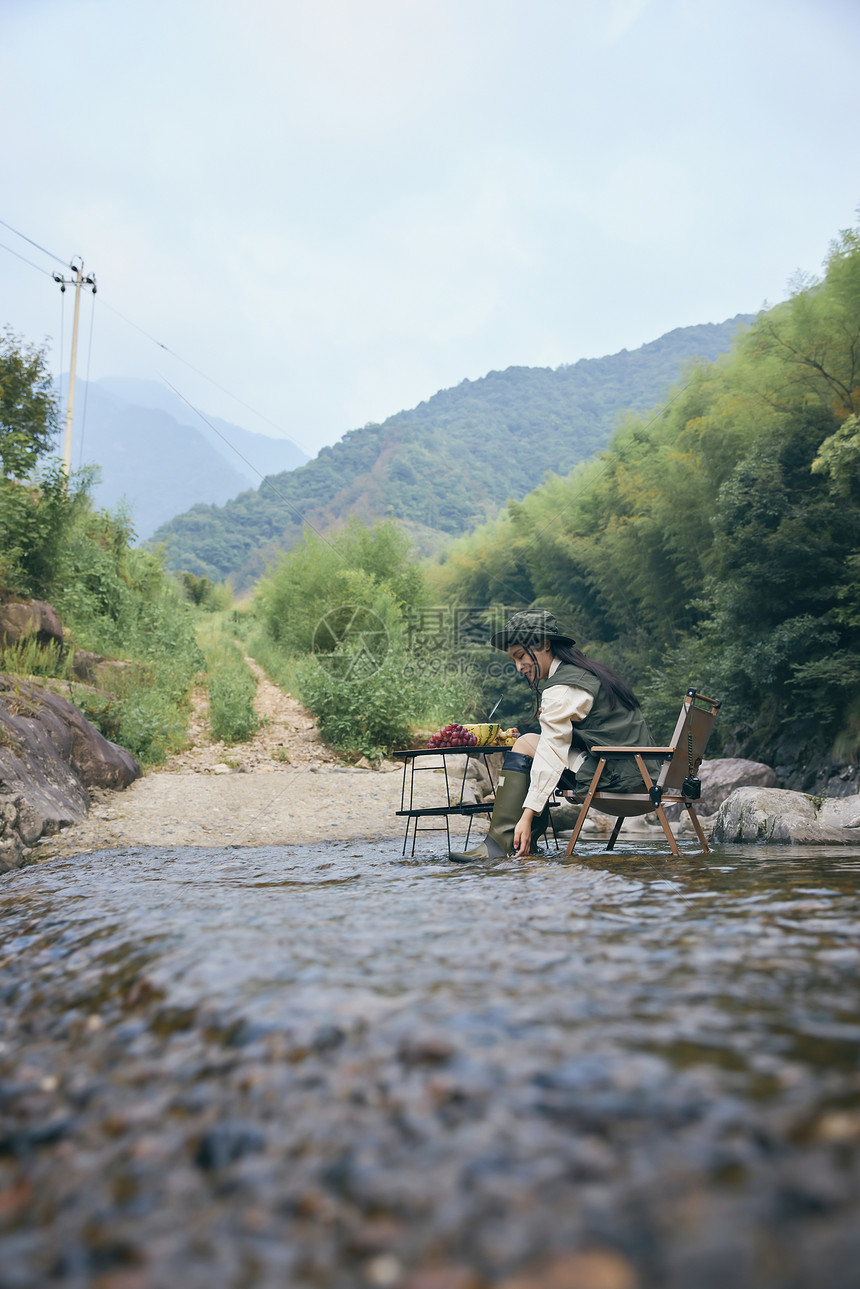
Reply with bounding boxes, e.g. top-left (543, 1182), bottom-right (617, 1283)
top-left (152, 316), bottom-right (753, 587)
top-left (59, 378), bottom-right (308, 539)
